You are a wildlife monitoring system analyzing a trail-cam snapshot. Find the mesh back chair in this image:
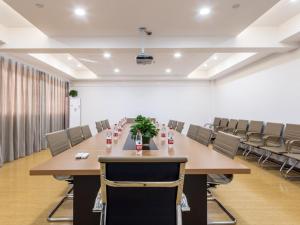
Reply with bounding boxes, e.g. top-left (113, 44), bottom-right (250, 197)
top-left (96, 121), bottom-right (103, 133)
top-left (81, 125), bottom-right (92, 139)
top-left (105, 119), bottom-right (111, 129)
top-left (171, 120), bottom-right (178, 130)
top-left (126, 118), bottom-right (135, 123)
top-left (224, 119), bottom-right (238, 134)
top-left (97, 156), bottom-right (187, 225)
top-left (46, 130), bottom-right (73, 222)
top-left (168, 120), bottom-right (173, 128)
top-left (101, 121), bottom-right (107, 130)
top-left (211, 118), bottom-right (229, 139)
top-left (276, 124), bottom-right (300, 179)
top-left (208, 132), bottom-right (240, 225)
top-left (241, 120), bottom-right (263, 157)
top-left (205, 117), bottom-right (221, 130)
top-left (187, 124), bottom-right (199, 140)
top-left (46, 130), bottom-right (71, 157)
top-left (67, 126), bottom-right (84, 146)
top-left (215, 118), bottom-right (229, 132)
top-left (244, 122), bottom-right (283, 160)
top-left (233, 120), bottom-right (249, 141)
top-left (175, 122), bottom-right (185, 133)
top-left (195, 126), bottom-right (212, 146)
